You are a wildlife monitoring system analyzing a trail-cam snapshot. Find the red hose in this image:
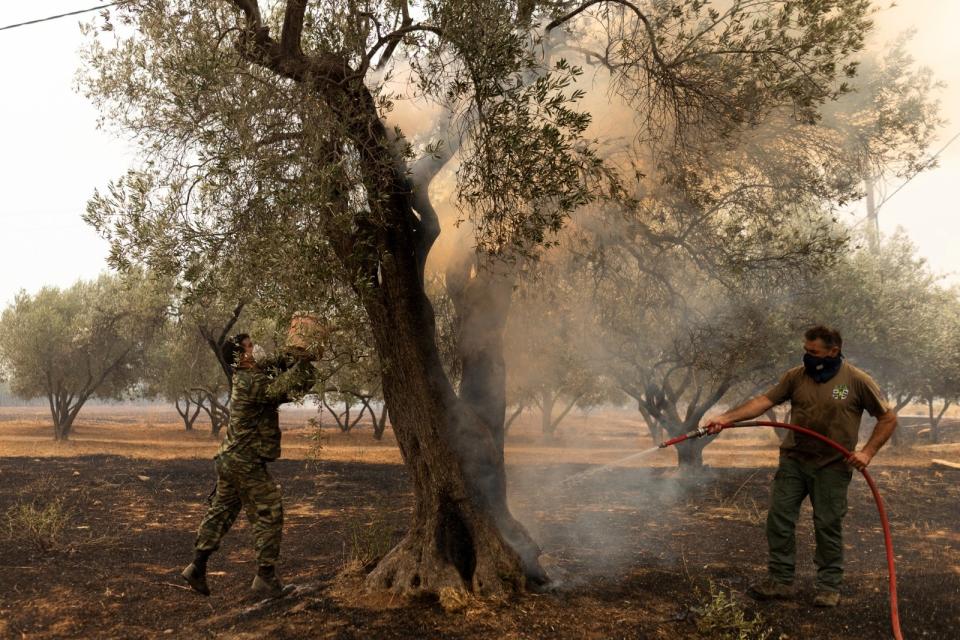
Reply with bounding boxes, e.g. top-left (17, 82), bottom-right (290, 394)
top-left (662, 420), bottom-right (903, 640)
